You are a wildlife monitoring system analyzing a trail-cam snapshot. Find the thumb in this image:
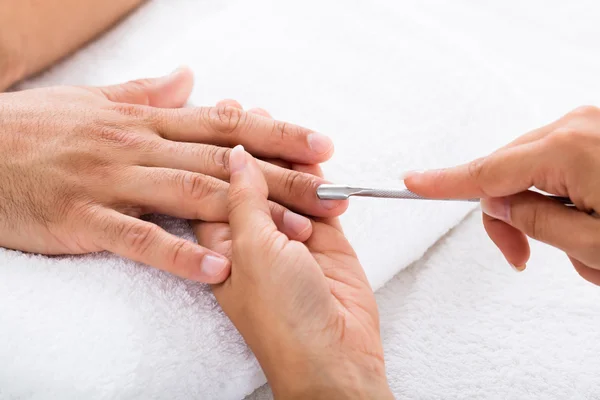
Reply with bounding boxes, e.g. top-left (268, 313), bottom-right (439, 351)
top-left (481, 191), bottom-right (598, 267)
top-left (97, 66), bottom-right (194, 107)
top-left (228, 145), bottom-right (281, 245)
